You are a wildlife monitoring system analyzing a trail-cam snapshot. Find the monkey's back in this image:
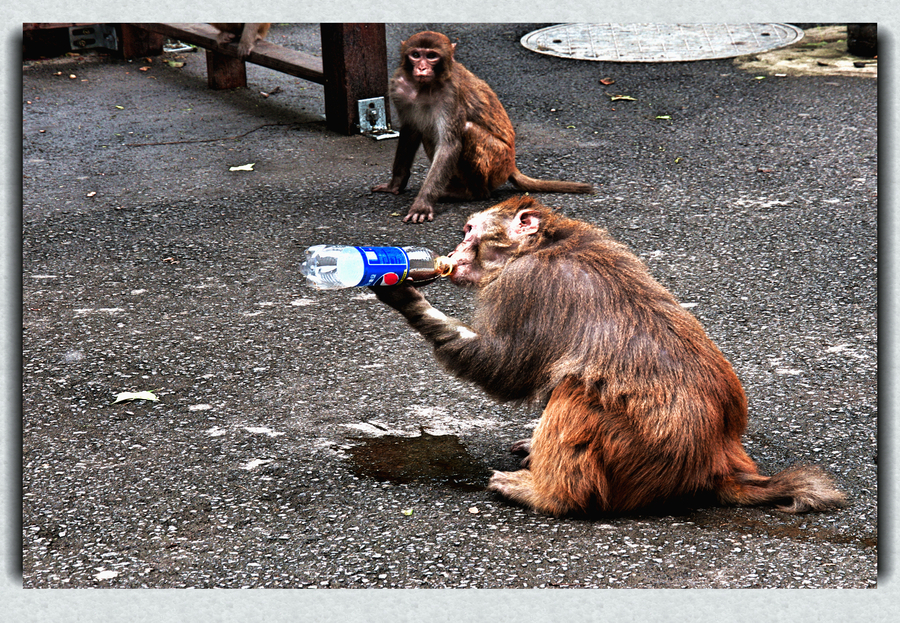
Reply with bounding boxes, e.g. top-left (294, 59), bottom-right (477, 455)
top-left (470, 219), bottom-right (749, 448)
top-left (487, 227), bottom-right (754, 509)
top-left (451, 62), bottom-right (515, 148)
